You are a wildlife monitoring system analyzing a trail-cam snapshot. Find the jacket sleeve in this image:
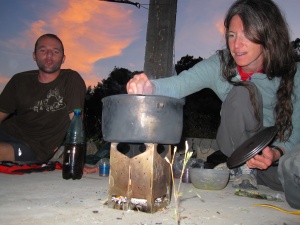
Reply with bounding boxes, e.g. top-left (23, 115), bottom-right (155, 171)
top-left (151, 53), bottom-right (232, 101)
